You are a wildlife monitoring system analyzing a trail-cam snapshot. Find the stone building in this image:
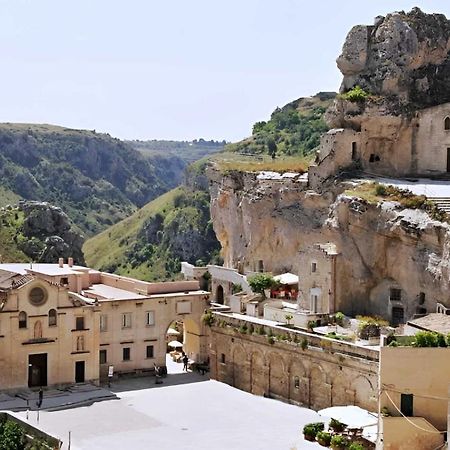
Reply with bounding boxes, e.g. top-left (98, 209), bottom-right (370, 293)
top-left (298, 243), bottom-right (339, 315)
top-left (310, 104), bottom-right (450, 190)
top-left (0, 260), bottom-right (209, 391)
top-left (378, 345), bottom-right (449, 450)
